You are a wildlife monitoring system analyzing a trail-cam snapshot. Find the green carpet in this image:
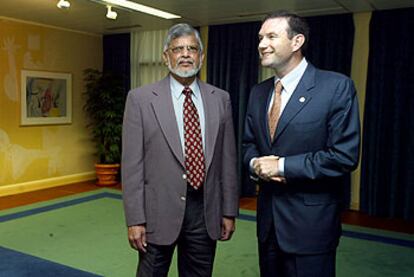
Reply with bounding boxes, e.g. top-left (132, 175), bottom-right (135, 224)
top-left (0, 189), bottom-right (413, 277)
